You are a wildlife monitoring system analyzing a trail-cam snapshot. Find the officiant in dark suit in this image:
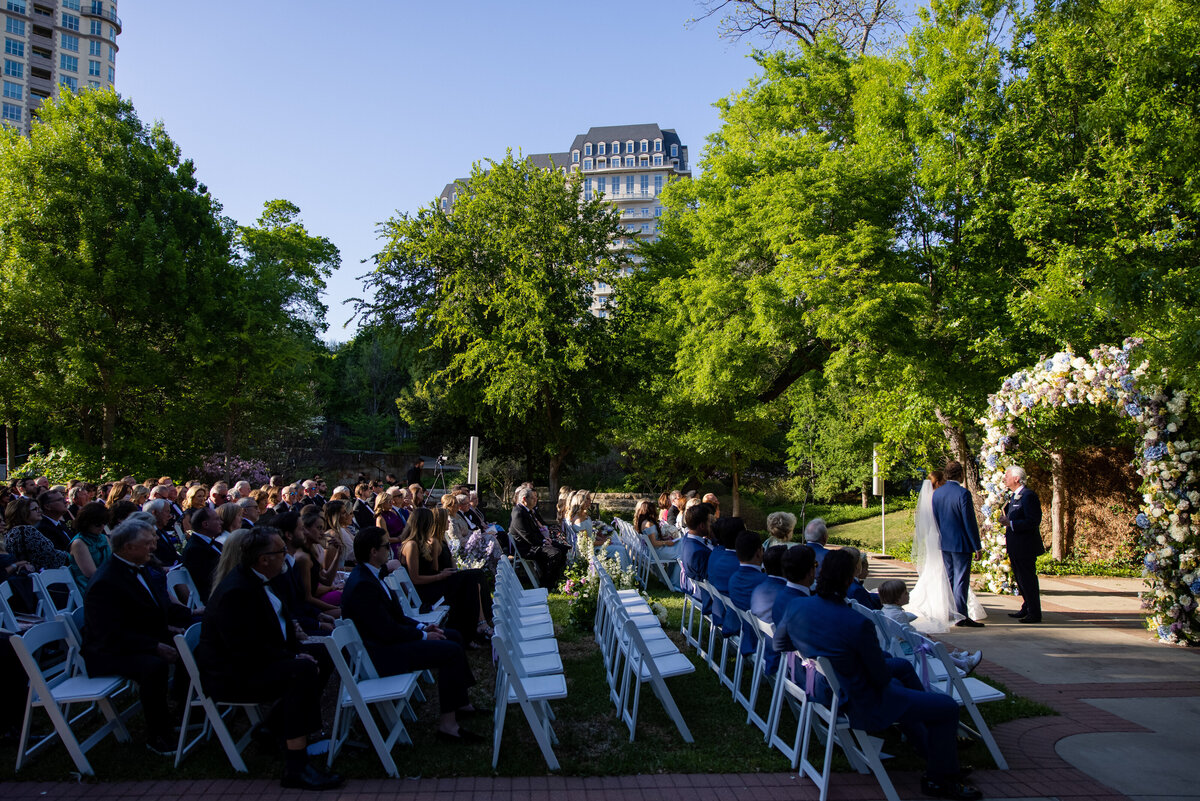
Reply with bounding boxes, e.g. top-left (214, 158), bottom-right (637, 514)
top-left (931, 461), bottom-right (984, 627)
top-left (1000, 465), bottom-right (1044, 623)
top-left (82, 517), bottom-right (192, 755)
